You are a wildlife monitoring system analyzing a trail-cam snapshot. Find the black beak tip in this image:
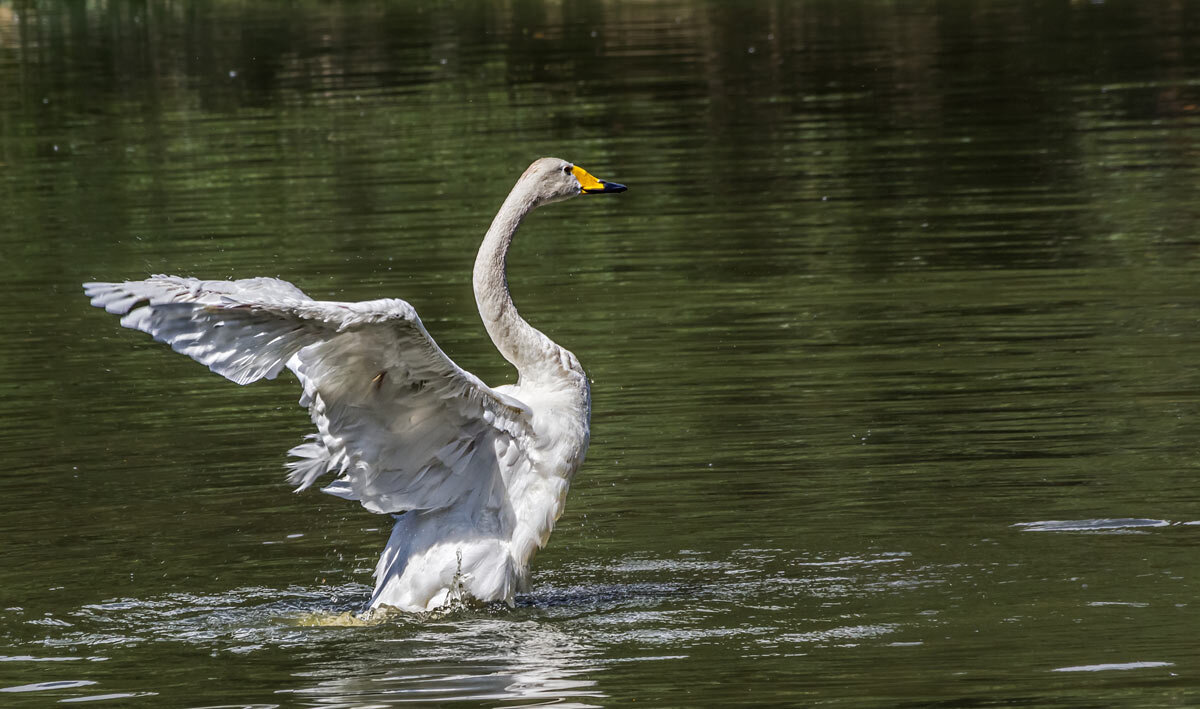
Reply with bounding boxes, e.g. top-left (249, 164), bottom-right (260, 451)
top-left (582, 180), bottom-right (627, 195)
